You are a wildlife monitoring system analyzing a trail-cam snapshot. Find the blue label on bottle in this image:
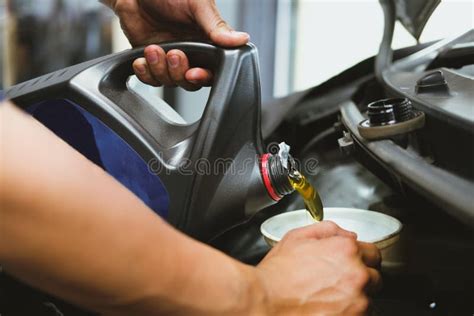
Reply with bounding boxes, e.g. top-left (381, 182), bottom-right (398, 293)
top-left (27, 99), bottom-right (170, 218)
